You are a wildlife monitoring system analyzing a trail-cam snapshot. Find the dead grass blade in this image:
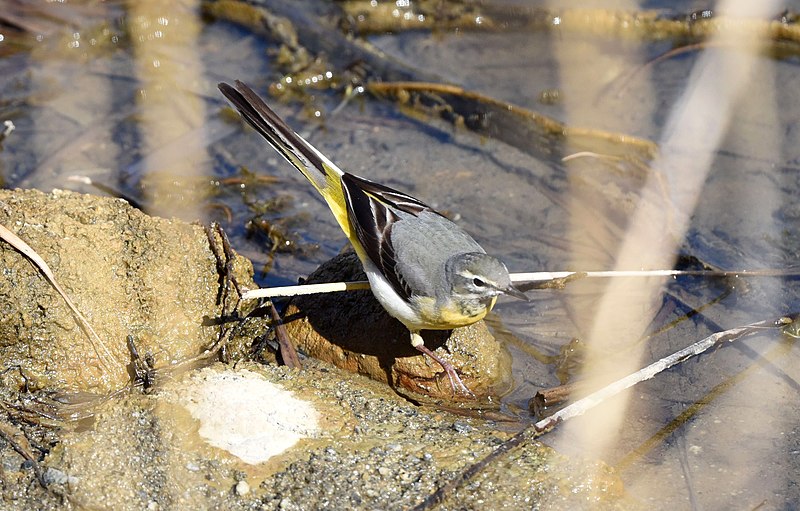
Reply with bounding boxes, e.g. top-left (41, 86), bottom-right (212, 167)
top-left (0, 419), bottom-right (44, 485)
top-left (0, 222), bottom-right (119, 373)
top-left (533, 315), bottom-right (797, 430)
top-left (413, 315), bottom-right (797, 509)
